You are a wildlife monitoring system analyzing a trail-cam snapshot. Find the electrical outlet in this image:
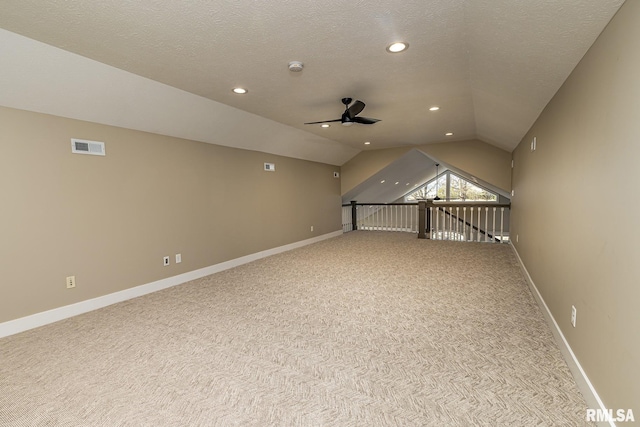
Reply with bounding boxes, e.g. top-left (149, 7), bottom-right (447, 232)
top-left (163, 256), bottom-right (170, 266)
top-left (571, 305), bottom-right (577, 327)
top-left (66, 276), bottom-right (76, 289)
top-left (175, 253), bottom-right (182, 263)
